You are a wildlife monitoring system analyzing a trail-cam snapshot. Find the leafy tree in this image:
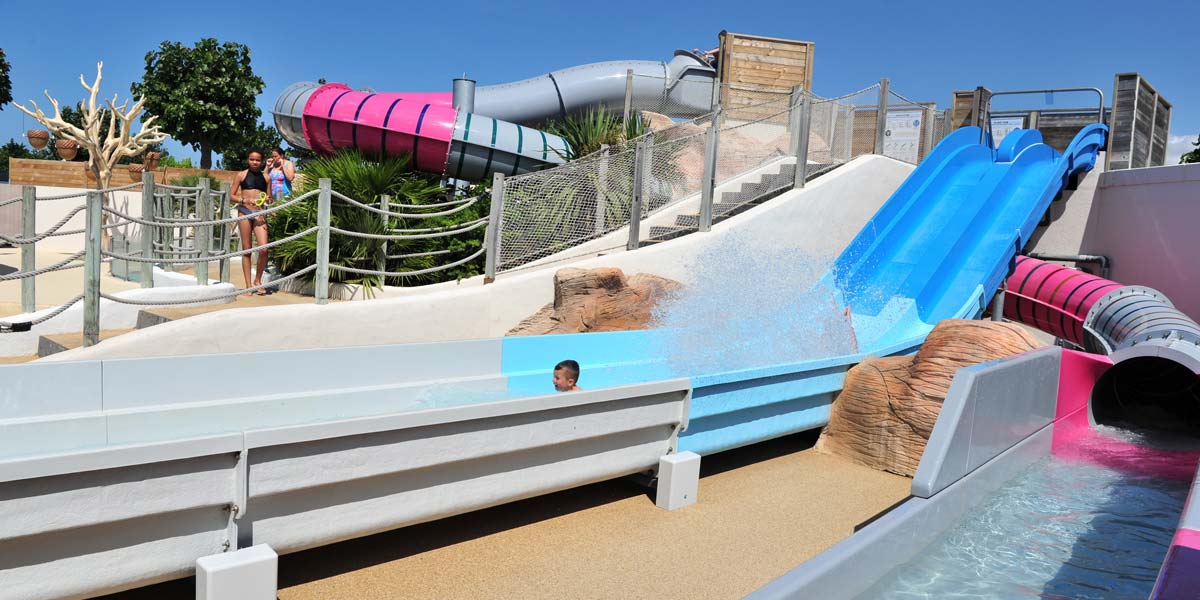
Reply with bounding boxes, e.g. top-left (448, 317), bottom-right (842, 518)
top-left (0, 48), bottom-right (12, 111)
top-left (1182, 135), bottom-right (1200, 164)
top-left (132, 38), bottom-right (265, 170)
top-left (216, 122), bottom-right (283, 171)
